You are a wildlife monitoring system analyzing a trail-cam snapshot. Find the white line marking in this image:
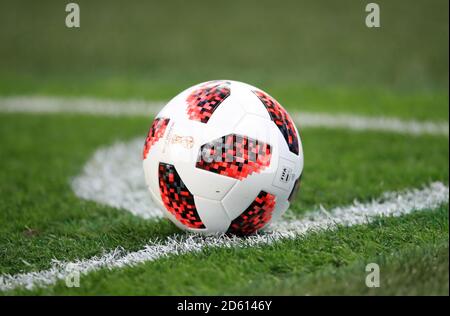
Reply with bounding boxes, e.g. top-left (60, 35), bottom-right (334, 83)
top-left (1, 96), bottom-right (448, 136)
top-left (0, 96), bottom-right (164, 117)
top-left (72, 138), bottom-right (163, 219)
top-left (1, 182), bottom-right (448, 291)
top-left (291, 112), bottom-right (449, 136)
